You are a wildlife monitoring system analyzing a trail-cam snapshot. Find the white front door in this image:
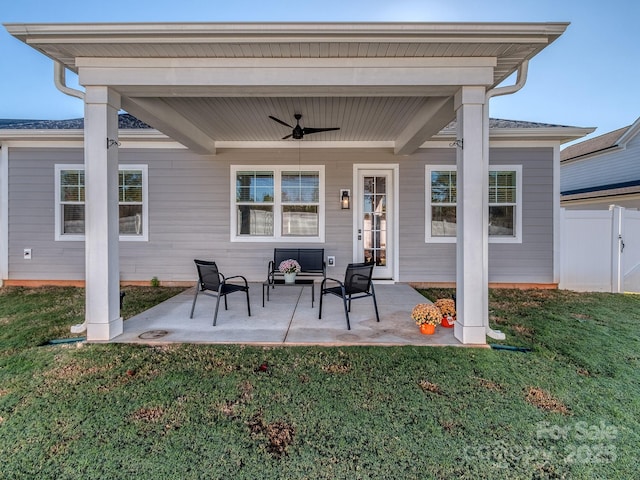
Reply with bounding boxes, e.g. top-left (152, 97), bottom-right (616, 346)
top-left (355, 168), bottom-right (395, 279)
